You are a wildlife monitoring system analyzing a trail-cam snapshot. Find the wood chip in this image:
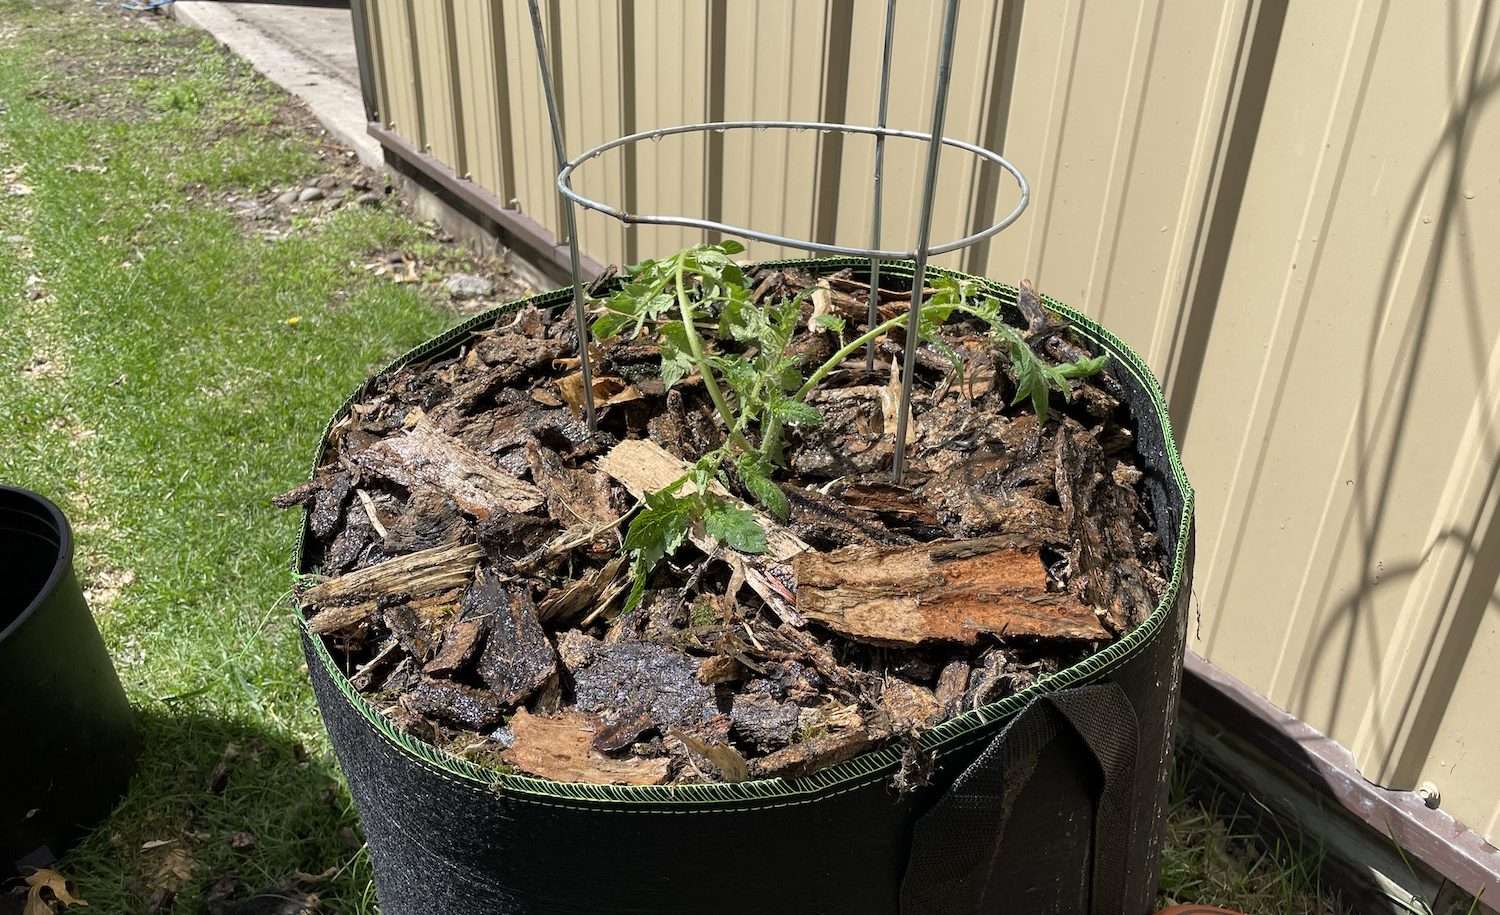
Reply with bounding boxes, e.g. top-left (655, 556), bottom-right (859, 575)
top-left (750, 728), bottom-right (881, 780)
top-left (696, 655), bottom-right (745, 686)
top-left (352, 417), bottom-right (543, 519)
top-left (934, 658), bottom-right (971, 713)
top-left (672, 728), bottom-right (751, 782)
top-left (501, 709), bottom-right (671, 785)
top-left (728, 694), bottom-right (799, 752)
top-left (527, 440), bottom-right (620, 531)
top-left (422, 618), bottom-right (486, 676)
top-left (469, 569), bottom-right (556, 705)
top-left (402, 678), bottom-right (505, 730)
top-left (303, 542), bottom-right (482, 609)
top-left (793, 536), bottom-right (1109, 645)
top-left (879, 678), bottom-right (944, 731)
top-left (355, 489), bottom-right (390, 539)
top-left (537, 555), bottom-right (625, 624)
top-left (382, 489), bottom-right (467, 553)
